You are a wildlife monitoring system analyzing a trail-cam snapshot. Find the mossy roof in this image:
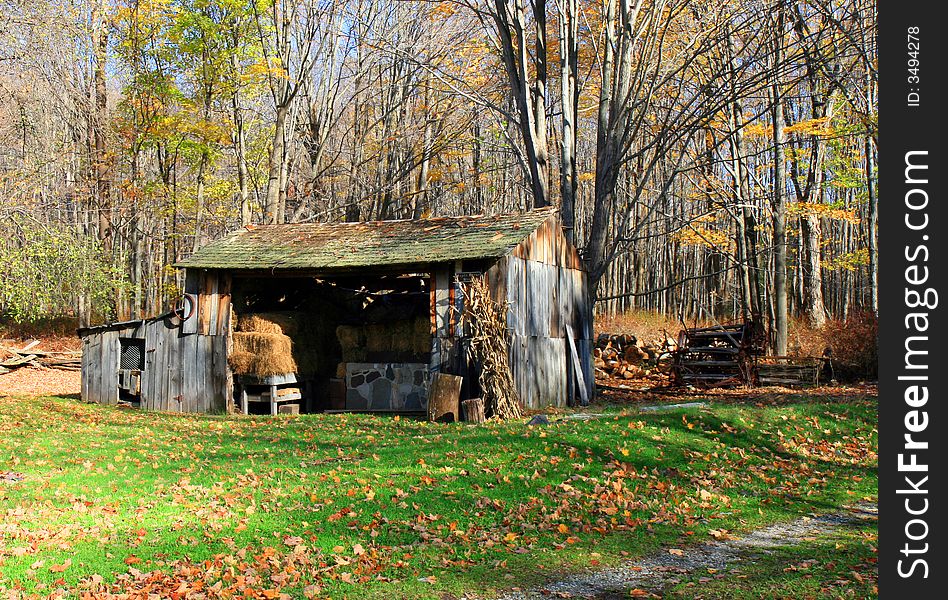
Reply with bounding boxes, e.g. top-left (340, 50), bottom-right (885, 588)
top-left (175, 208), bottom-right (555, 271)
